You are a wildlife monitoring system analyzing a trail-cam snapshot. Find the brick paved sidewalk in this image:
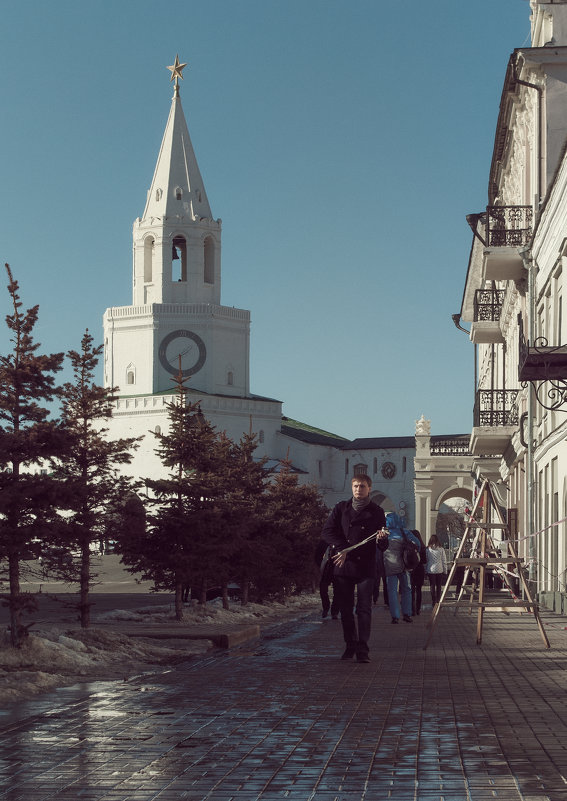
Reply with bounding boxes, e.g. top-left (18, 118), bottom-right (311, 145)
top-left (2, 601), bottom-right (567, 800)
